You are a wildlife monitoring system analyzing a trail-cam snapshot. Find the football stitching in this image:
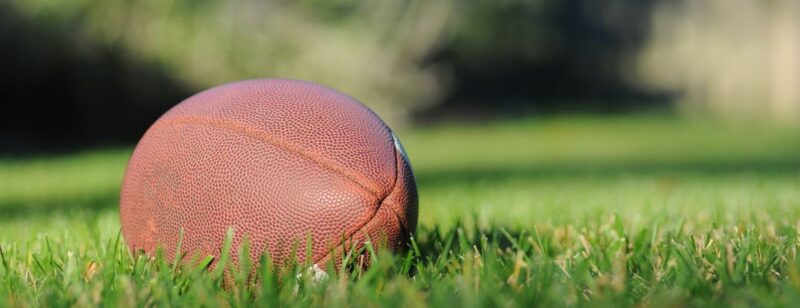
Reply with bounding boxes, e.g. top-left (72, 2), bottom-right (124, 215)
top-left (149, 116), bottom-right (387, 200)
